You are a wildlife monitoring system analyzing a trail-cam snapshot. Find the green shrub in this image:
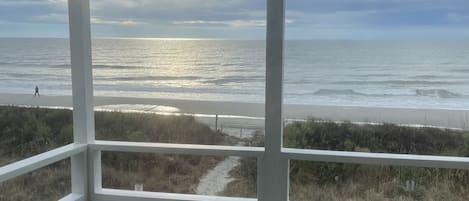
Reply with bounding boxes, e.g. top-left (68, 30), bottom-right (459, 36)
top-left (0, 106), bottom-right (227, 200)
